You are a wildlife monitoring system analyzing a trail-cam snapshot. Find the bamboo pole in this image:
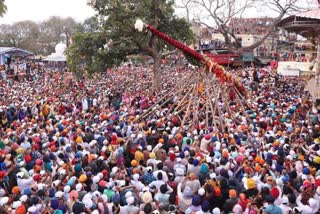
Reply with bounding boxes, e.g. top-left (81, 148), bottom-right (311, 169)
top-left (233, 84), bottom-right (251, 110)
top-left (233, 86), bottom-right (252, 124)
top-left (193, 72), bottom-right (205, 127)
top-left (206, 76), bottom-right (221, 133)
top-left (173, 100), bottom-right (190, 113)
top-left (181, 84), bottom-right (196, 129)
top-left (138, 74), bottom-right (193, 119)
top-left (139, 85), bottom-right (188, 120)
top-left (163, 77), bottom-right (197, 119)
top-left (171, 85), bottom-right (195, 113)
top-left (194, 85), bottom-right (210, 112)
top-left (193, 74), bottom-right (200, 127)
top-left (205, 97), bottom-right (209, 128)
top-left (175, 100), bottom-right (191, 115)
top-left (214, 90), bottom-right (226, 132)
top-left (208, 90), bottom-right (220, 142)
top-left (220, 86), bottom-right (235, 132)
